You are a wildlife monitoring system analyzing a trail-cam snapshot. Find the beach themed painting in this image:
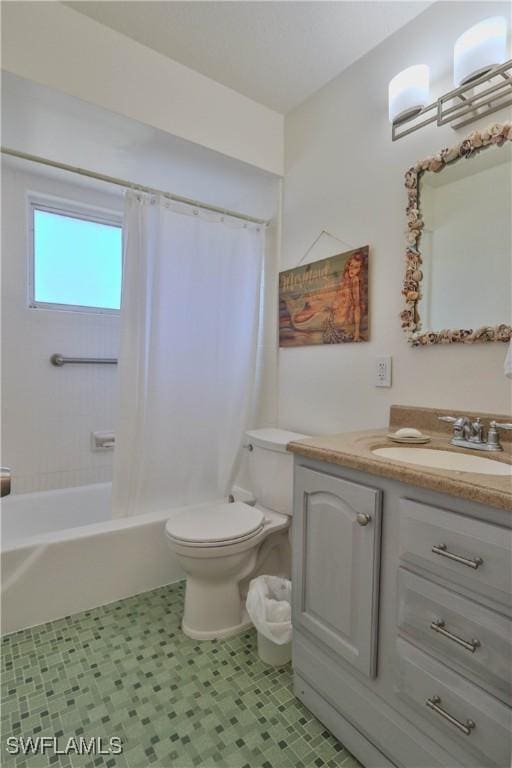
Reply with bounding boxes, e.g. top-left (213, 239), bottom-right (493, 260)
top-left (279, 246), bottom-right (369, 347)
